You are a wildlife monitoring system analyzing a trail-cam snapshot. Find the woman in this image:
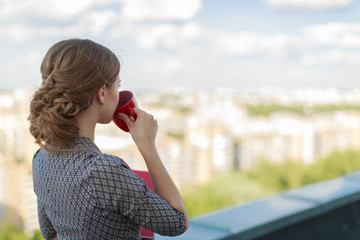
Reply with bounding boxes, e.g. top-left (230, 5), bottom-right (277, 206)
top-left (28, 39), bottom-right (189, 240)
